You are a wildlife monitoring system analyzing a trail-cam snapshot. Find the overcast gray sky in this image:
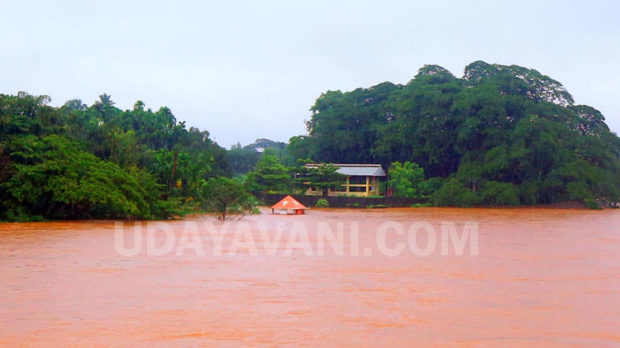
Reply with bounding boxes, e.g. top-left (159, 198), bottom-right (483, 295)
top-left (1, 0), bottom-right (619, 148)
